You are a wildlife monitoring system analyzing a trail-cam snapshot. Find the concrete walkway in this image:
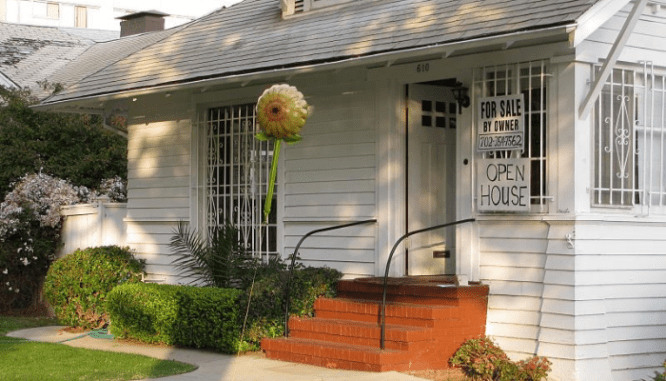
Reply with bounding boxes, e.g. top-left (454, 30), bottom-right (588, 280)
top-left (7, 326), bottom-right (429, 381)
